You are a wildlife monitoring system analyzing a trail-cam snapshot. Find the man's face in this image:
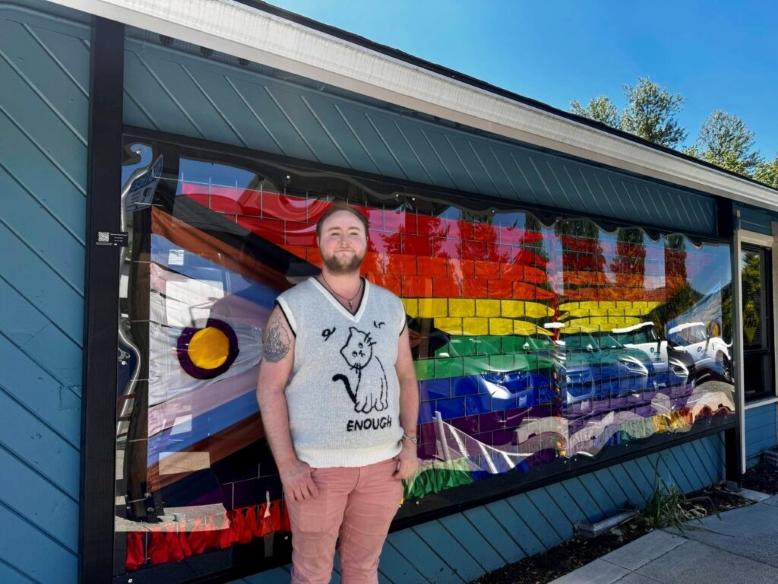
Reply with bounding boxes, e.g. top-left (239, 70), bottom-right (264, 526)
top-left (317, 210), bottom-right (368, 274)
